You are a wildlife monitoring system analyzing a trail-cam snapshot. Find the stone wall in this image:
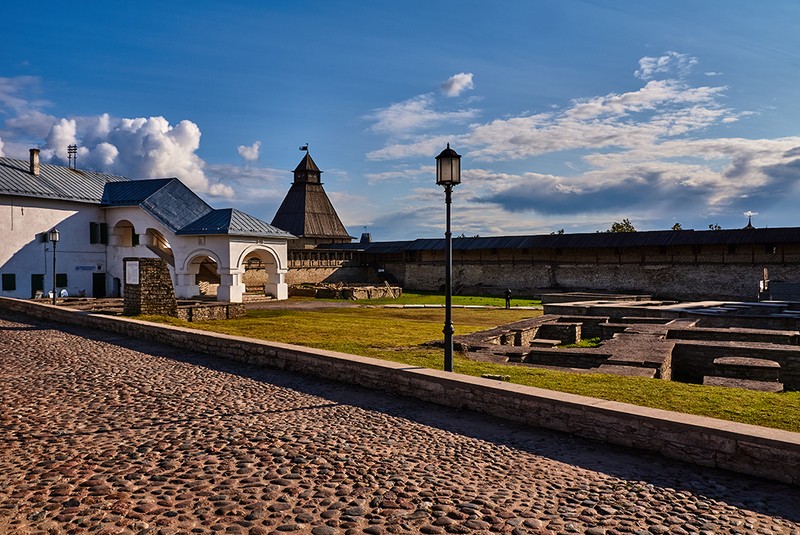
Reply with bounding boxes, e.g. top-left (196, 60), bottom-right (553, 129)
top-left (123, 257), bottom-right (177, 316)
top-left (1, 296), bottom-right (799, 485)
top-left (285, 266), bottom-right (369, 285)
top-left (176, 303), bottom-right (247, 322)
top-left (389, 262), bottom-right (800, 301)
